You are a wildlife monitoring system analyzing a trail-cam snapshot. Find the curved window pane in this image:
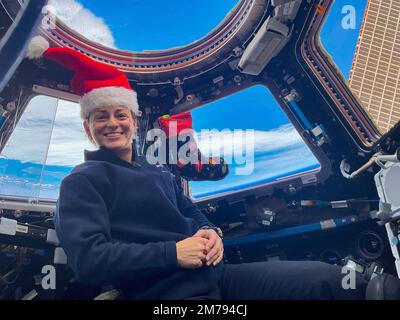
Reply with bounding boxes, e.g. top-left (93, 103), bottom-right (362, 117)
top-left (48, 0), bottom-right (240, 51)
top-left (0, 96), bottom-right (58, 199)
top-left (189, 85), bottom-right (320, 199)
top-left (321, 0), bottom-right (400, 134)
top-left (0, 96), bottom-right (93, 200)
